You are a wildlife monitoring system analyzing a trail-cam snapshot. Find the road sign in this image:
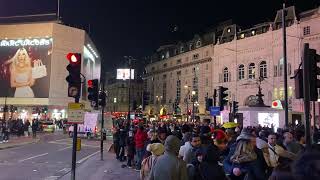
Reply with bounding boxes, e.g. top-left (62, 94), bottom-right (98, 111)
top-left (210, 106), bottom-right (220, 116)
top-left (68, 103), bottom-right (85, 124)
